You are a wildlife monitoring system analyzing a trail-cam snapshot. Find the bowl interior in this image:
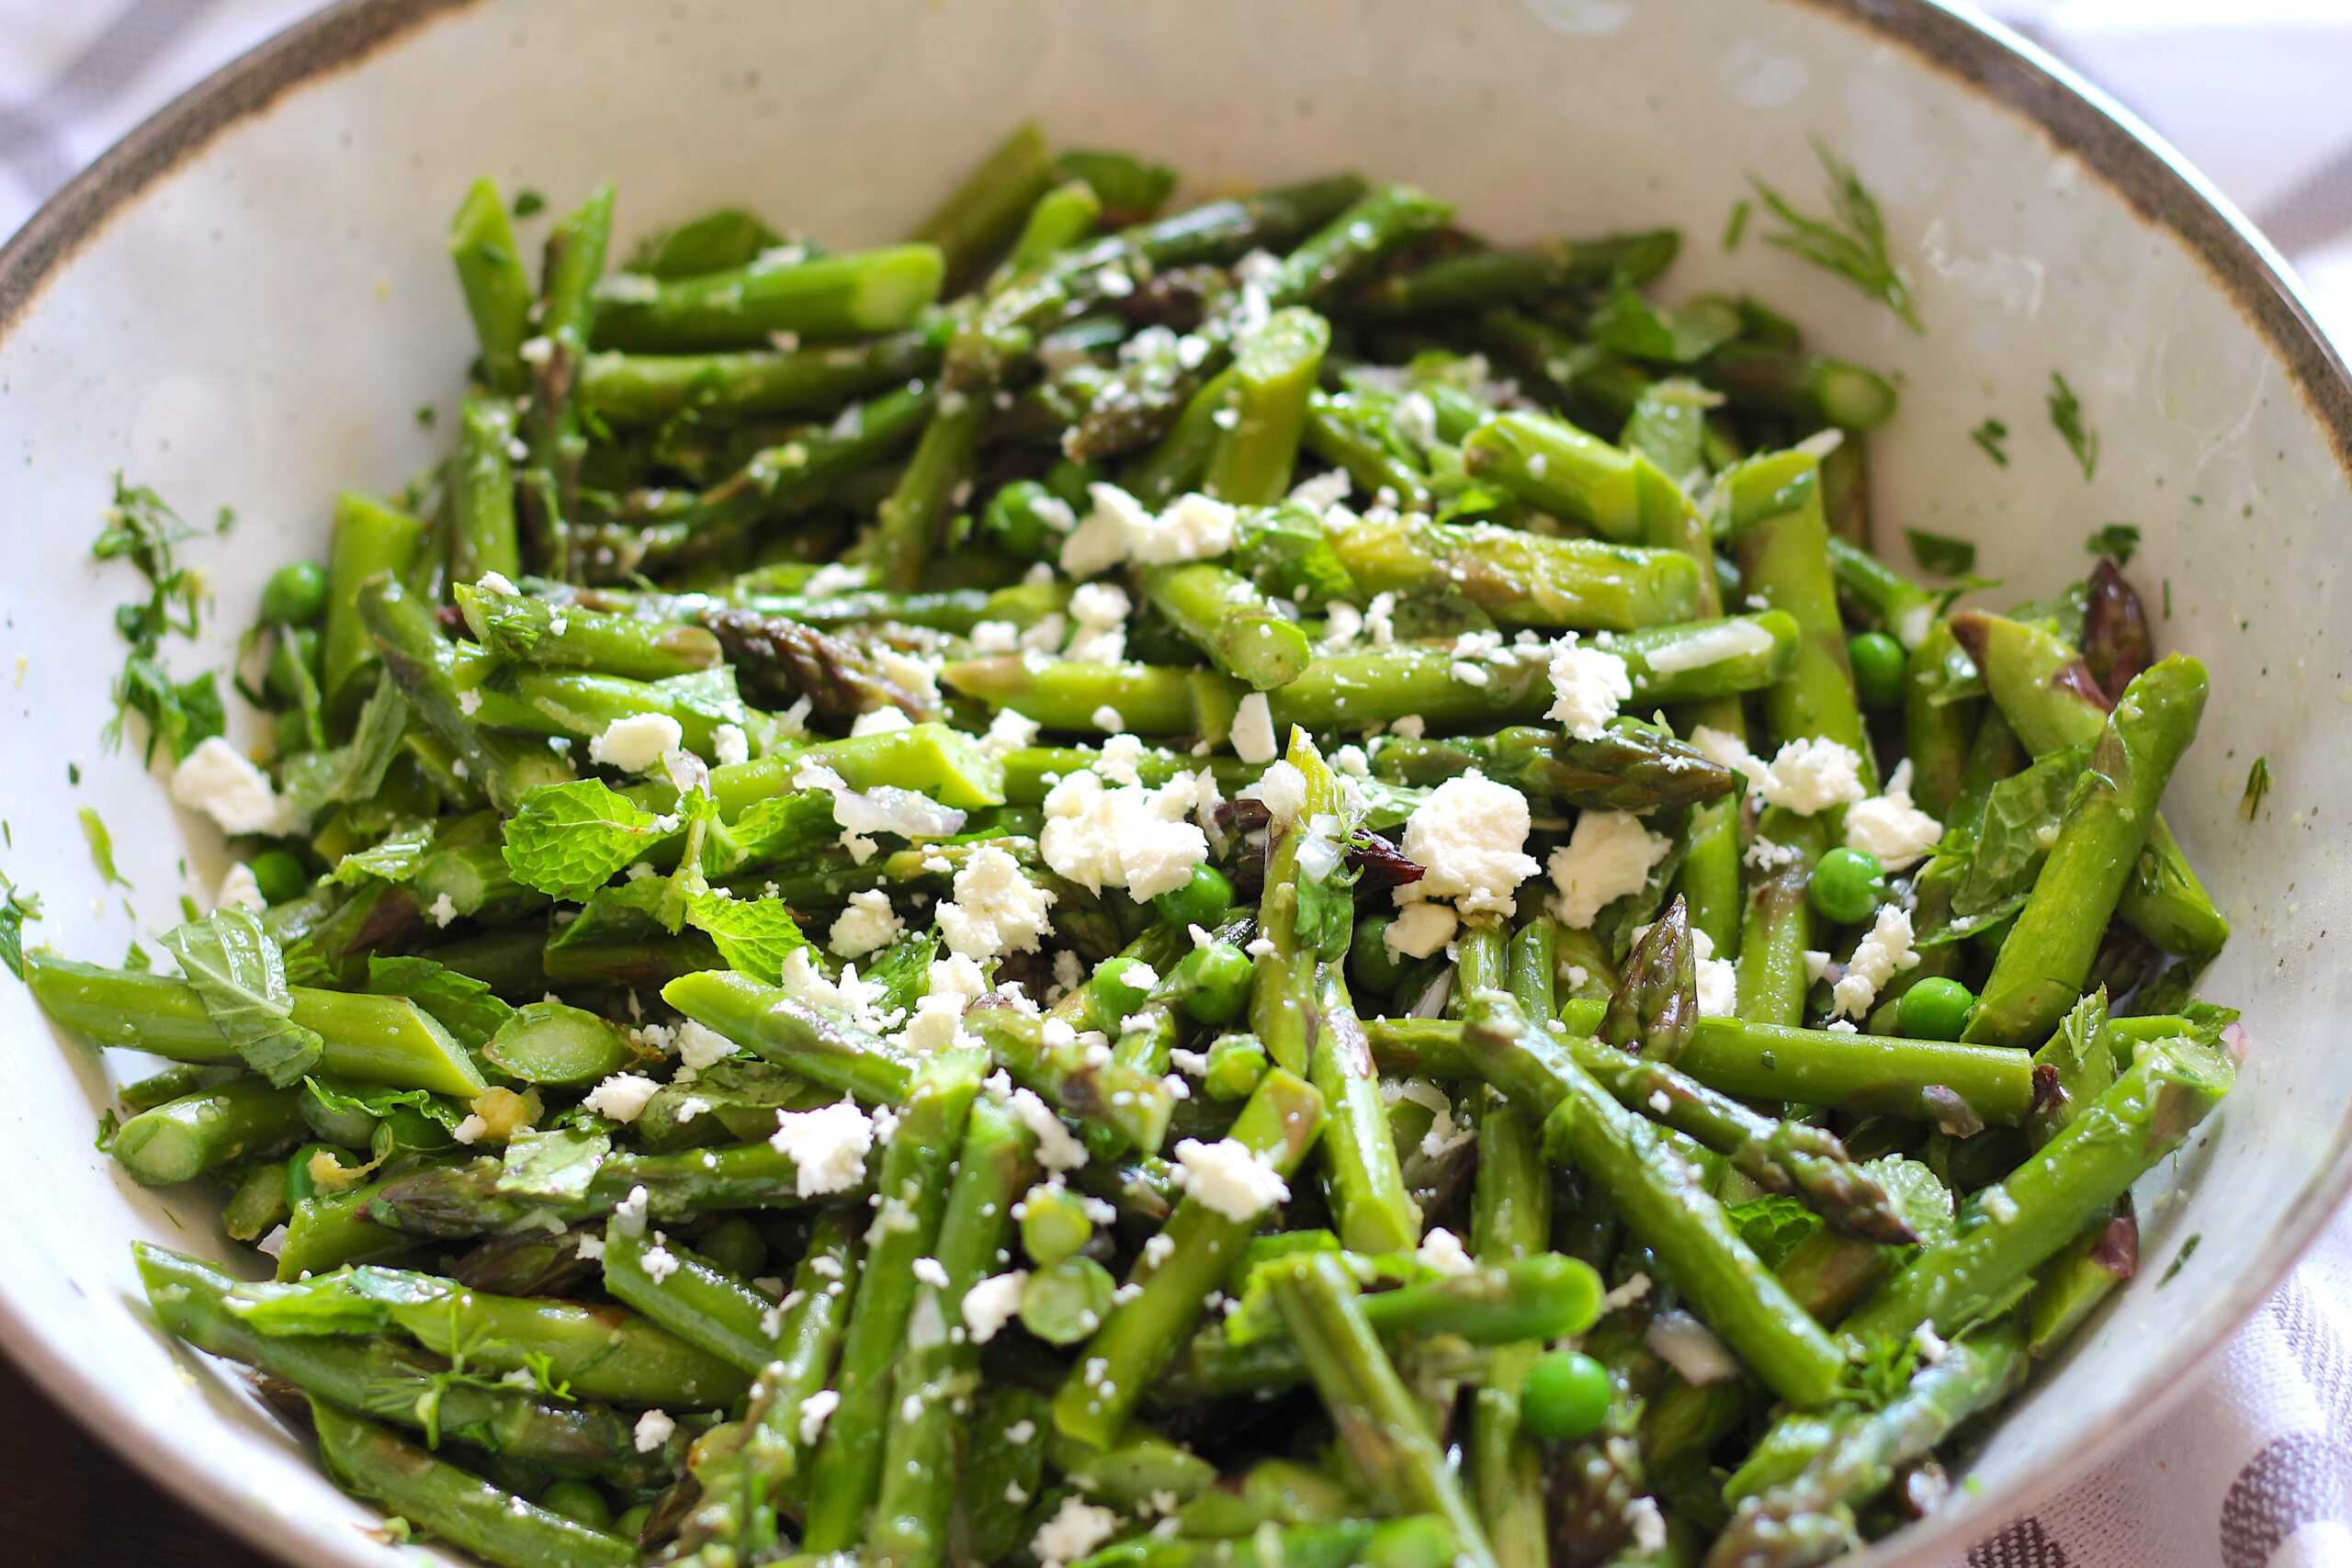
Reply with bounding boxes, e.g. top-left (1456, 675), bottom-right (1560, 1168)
top-left (1, 1), bottom-right (2346, 1562)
